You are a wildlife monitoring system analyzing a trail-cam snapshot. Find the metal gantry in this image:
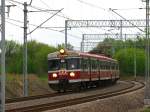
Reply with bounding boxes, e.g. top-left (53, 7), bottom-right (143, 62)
top-left (81, 33), bottom-right (144, 52)
top-left (66, 20), bottom-right (146, 28)
top-left (82, 33), bottom-right (144, 40)
top-left (64, 19), bottom-right (148, 61)
top-left (81, 33), bottom-right (141, 81)
top-left (65, 19), bottom-right (146, 50)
